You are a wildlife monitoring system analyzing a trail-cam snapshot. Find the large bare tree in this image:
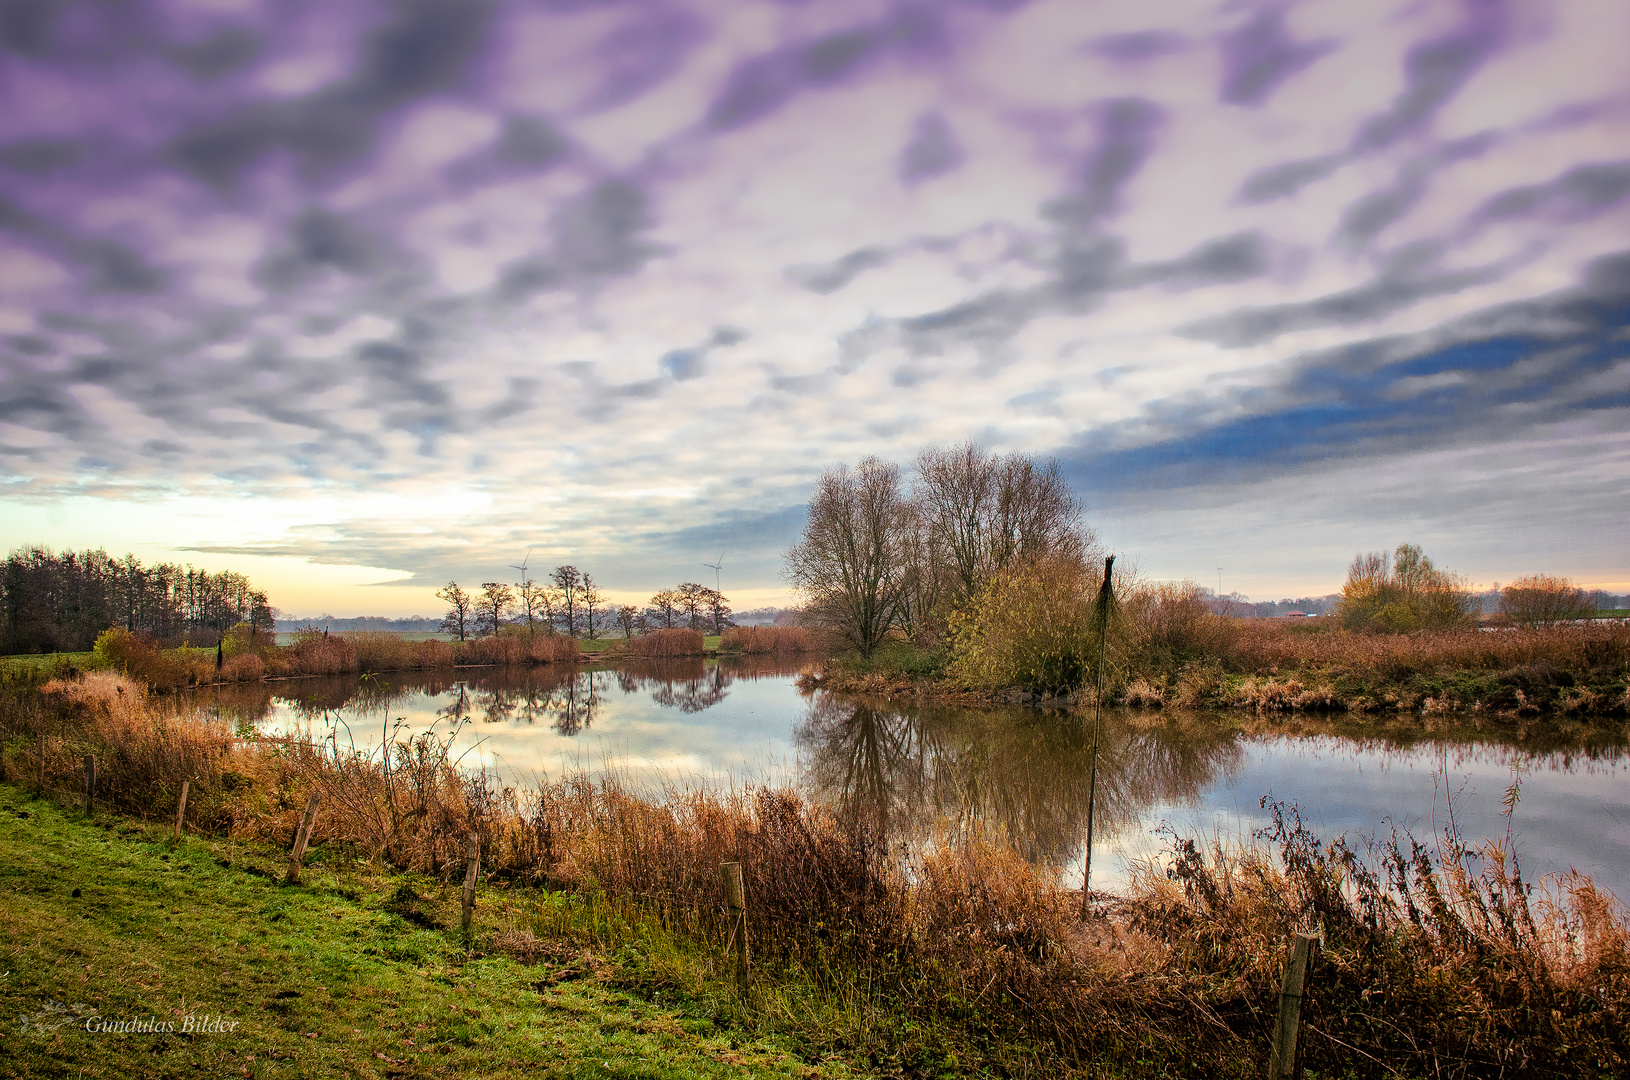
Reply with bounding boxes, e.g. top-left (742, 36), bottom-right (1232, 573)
top-left (550, 565), bottom-right (581, 637)
top-left (915, 440), bottom-right (1089, 606)
top-left (785, 456), bottom-right (914, 657)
